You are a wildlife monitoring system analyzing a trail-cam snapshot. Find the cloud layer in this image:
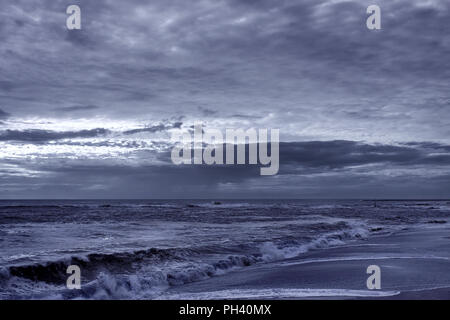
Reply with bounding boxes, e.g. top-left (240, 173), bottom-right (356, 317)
top-left (0, 0), bottom-right (449, 198)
